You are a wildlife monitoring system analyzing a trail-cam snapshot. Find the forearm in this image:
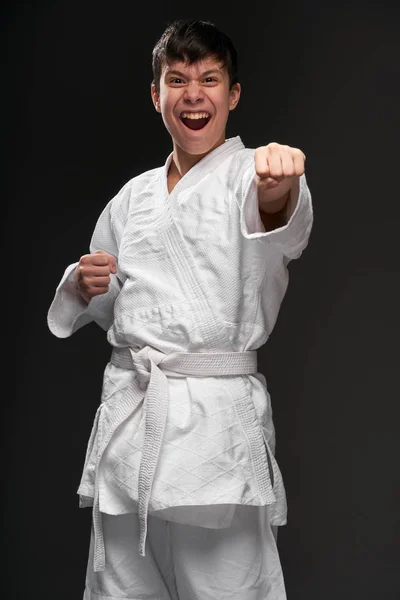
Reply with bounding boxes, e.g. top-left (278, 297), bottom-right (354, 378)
top-left (259, 197), bottom-right (289, 231)
top-left (257, 175), bottom-right (300, 230)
